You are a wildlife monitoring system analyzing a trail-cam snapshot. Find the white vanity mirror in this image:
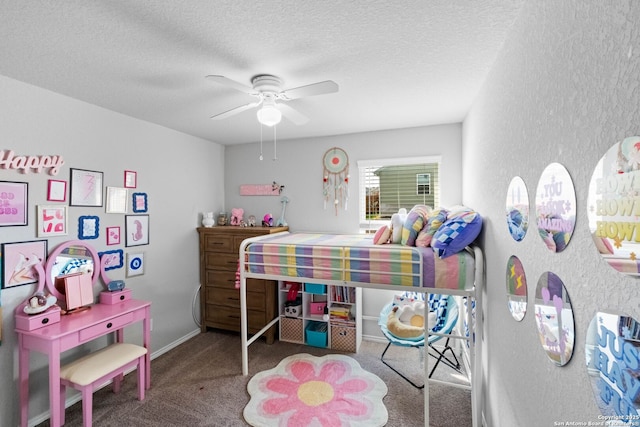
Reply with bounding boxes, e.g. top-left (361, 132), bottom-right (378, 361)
top-left (505, 255), bottom-right (527, 321)
top-left (45, 240), bottom-right (101, 312)
top-left (588, 136), bottom-right (640, 275)
top-left (505, 176), bottom-right (529, 242)
top-left (534, 271), bottom-right (575, 366)
top-left (535, 163), bottom-right (576, 253)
